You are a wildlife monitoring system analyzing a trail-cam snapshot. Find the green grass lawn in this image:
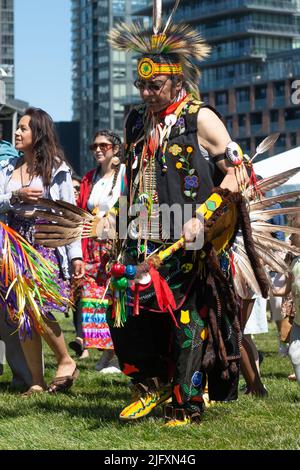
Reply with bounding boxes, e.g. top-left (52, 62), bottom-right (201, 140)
top-left (0, 318), bottom-right (299, 450)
